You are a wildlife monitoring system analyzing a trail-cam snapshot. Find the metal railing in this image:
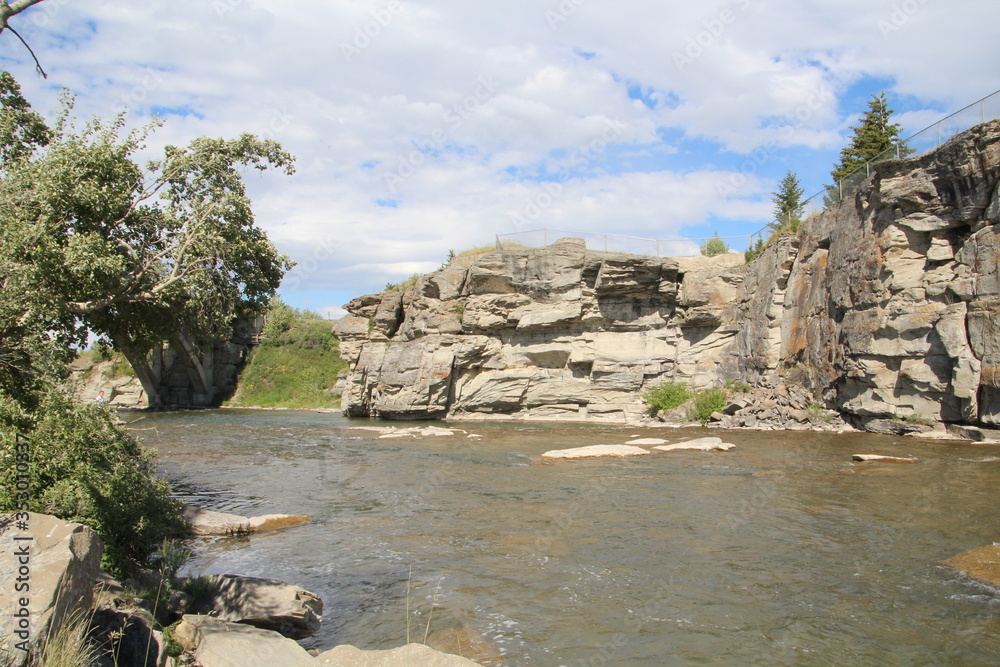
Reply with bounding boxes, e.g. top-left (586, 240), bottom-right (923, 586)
top-left (495, 227), bottom-right (754, 257)
top-left (750, 88), bottom-right (1000, 246)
